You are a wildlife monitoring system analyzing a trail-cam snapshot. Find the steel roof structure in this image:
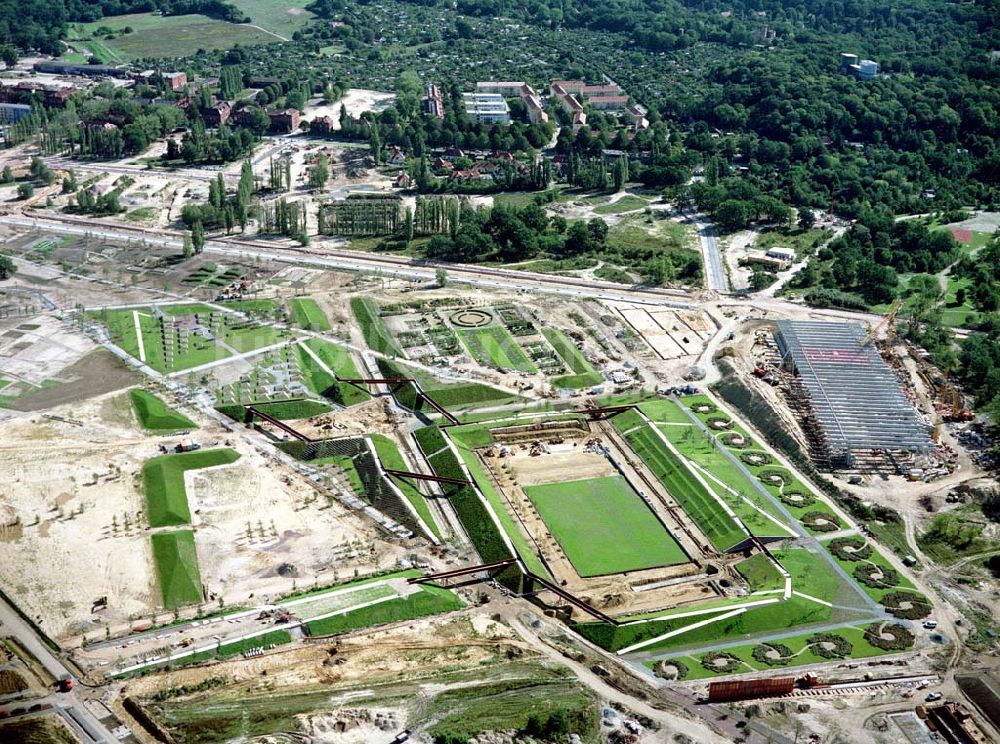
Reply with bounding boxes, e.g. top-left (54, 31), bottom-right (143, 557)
top-left (776, 320), bottom-right (931, 457)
